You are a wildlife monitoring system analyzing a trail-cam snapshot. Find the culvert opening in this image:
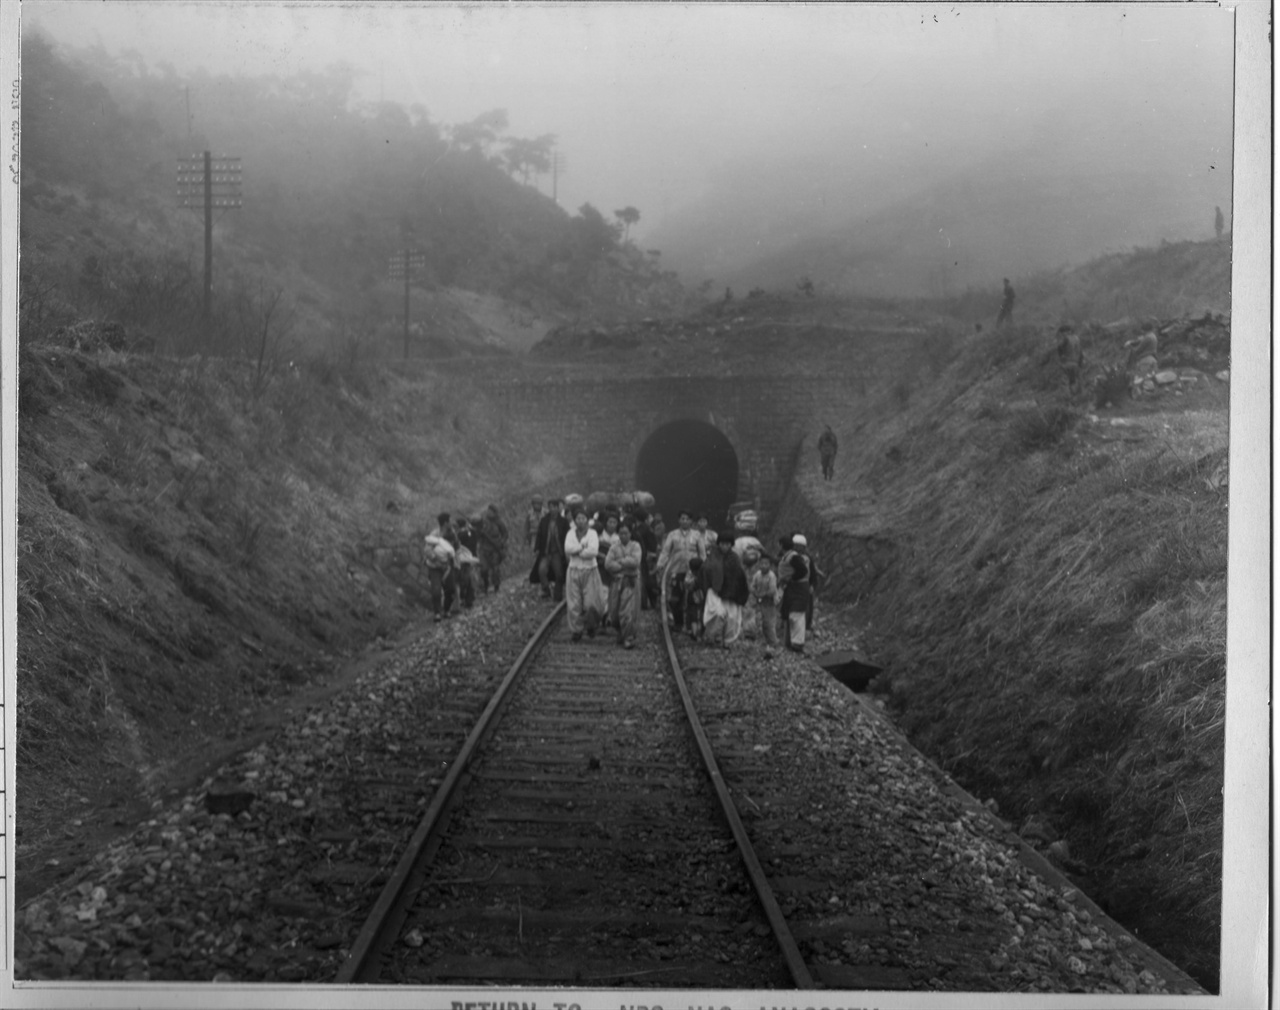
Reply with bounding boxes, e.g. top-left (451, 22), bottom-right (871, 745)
top-left (635, 419), bottom-right (739, 526)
